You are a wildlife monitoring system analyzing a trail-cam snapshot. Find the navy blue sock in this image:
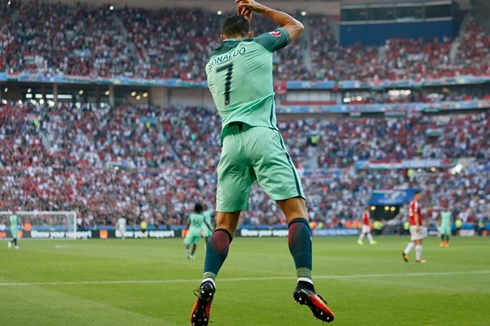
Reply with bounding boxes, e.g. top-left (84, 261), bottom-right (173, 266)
top-left (203, 229), bottom-right (232, 280)
top-left (288, 218), bottom-right (313, 279)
